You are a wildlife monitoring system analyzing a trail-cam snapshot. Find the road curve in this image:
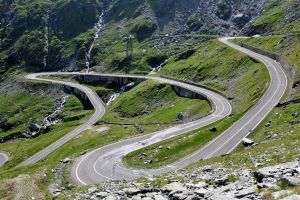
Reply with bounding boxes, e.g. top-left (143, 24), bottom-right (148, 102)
top-left (18, 72), bottom-right (231, 168)
top-left (71, 37), bottom-right (287, 185)
top-left (18, 73), bottom-right (106, 167)
top-left (0, 152), bottom-right (9, 166)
